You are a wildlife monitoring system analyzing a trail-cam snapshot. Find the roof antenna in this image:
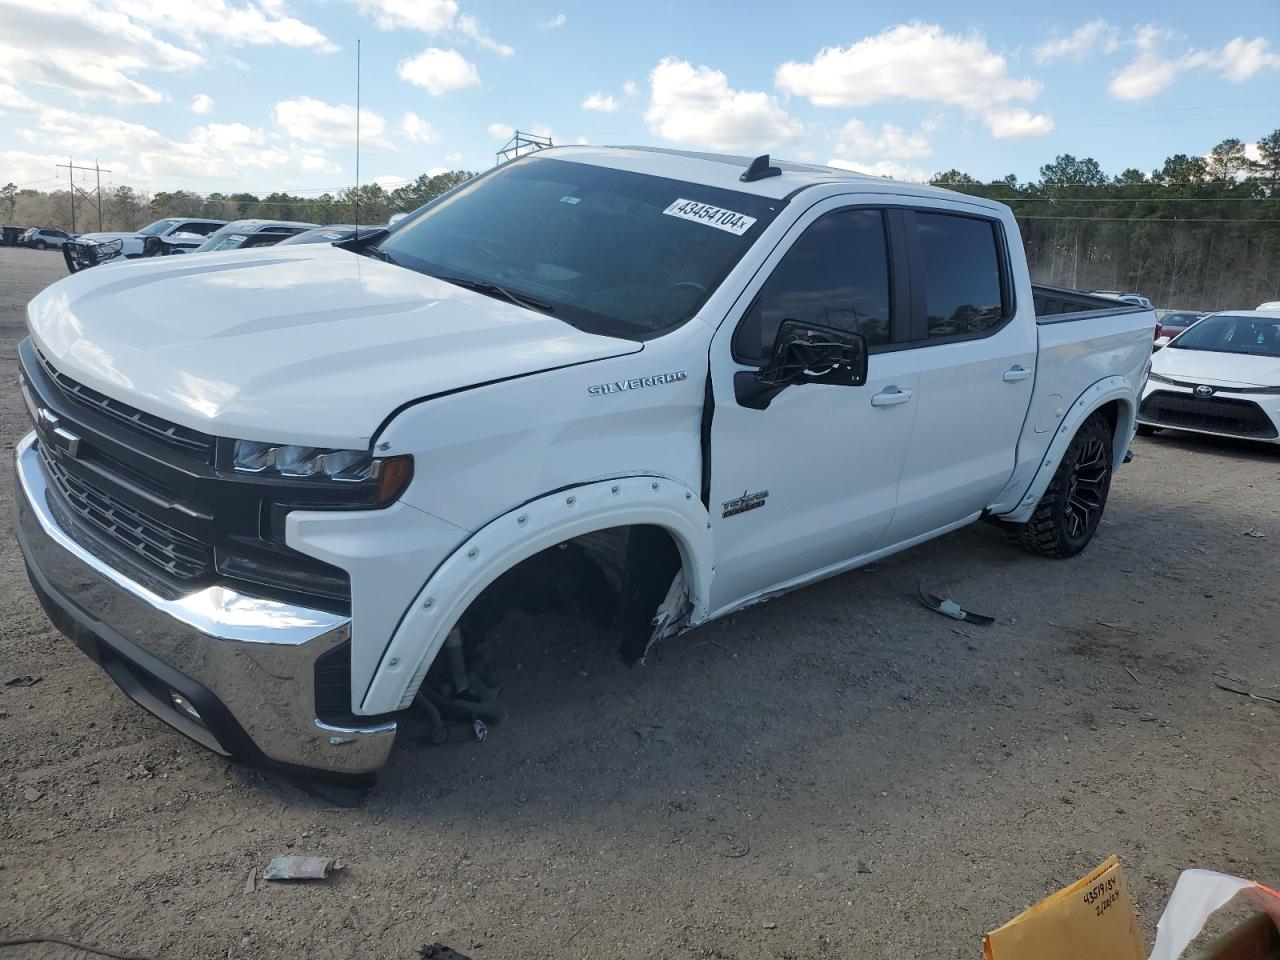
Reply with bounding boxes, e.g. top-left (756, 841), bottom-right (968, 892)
top-left (354, 37), bottom-right (361, 233)
top-left (740, 154), bottom-right (781, 183)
